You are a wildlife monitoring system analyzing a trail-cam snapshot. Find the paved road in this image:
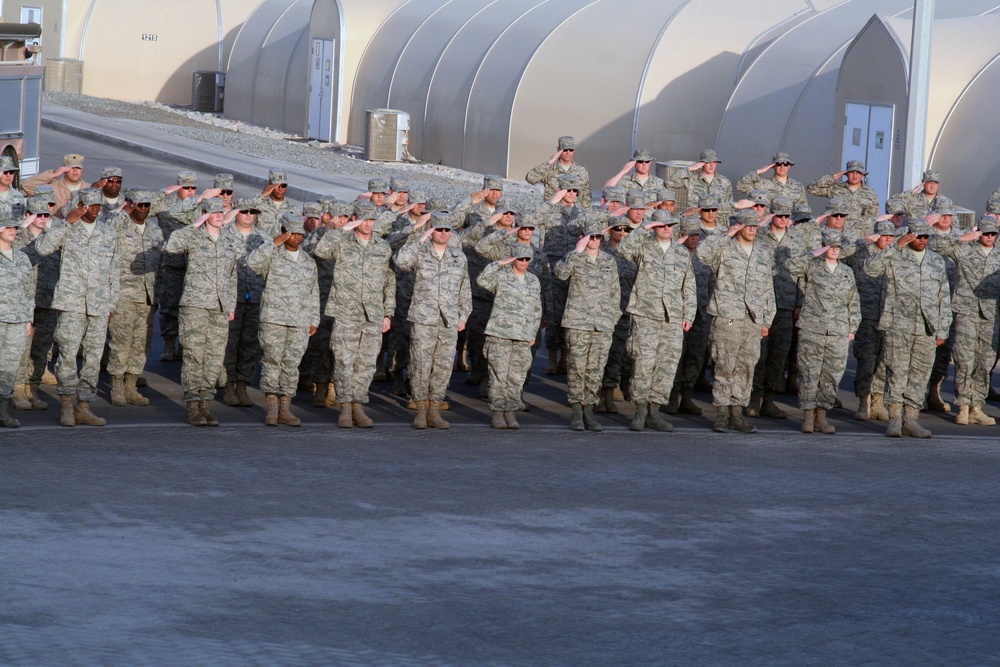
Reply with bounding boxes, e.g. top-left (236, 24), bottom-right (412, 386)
top-left (4, 108), bottom-right (1000, 665)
